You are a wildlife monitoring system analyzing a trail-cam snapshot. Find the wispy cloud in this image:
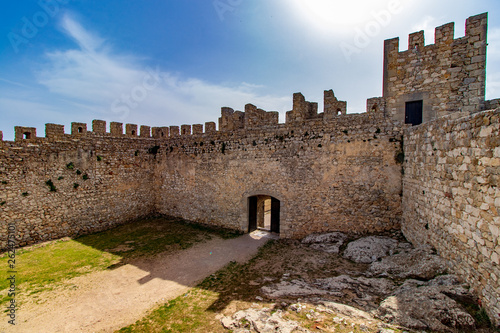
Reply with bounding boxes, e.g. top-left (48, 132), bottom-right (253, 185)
top-left (0, 14), bottom-right (292, 140)
top-left (34, 14), bottom-right (291, 128)
top-left (0, 78), bottom-right (31, 89)
top-left (411, 15), bottom-right (438, 44)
